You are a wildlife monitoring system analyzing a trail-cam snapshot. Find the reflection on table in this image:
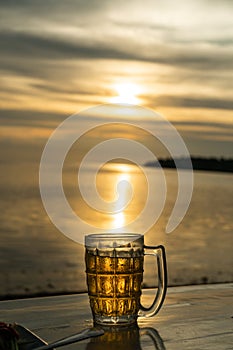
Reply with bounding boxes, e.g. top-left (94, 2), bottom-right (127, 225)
top-left (85, 324), bottom-right (165, 350)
